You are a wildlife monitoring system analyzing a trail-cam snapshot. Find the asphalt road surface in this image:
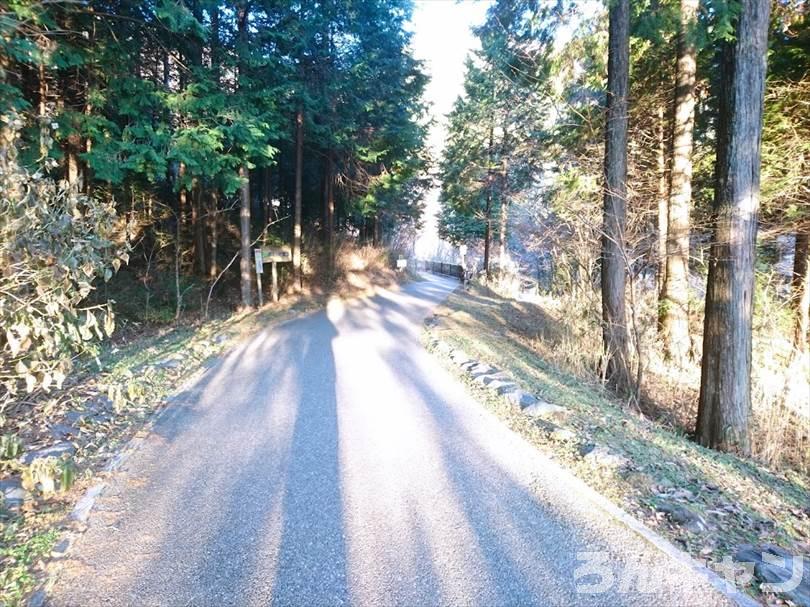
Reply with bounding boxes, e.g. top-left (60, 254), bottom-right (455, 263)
top-left (48, 274), bottom-right (734, 607)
